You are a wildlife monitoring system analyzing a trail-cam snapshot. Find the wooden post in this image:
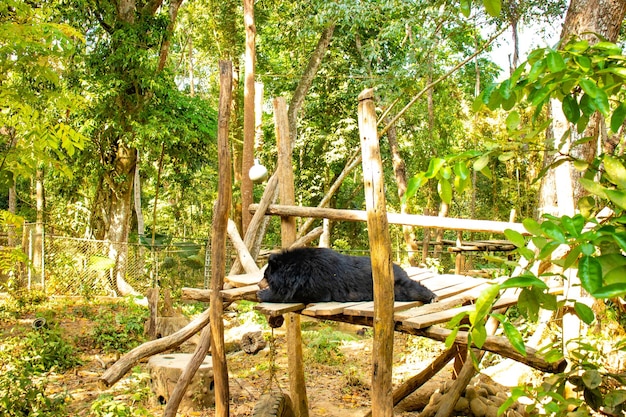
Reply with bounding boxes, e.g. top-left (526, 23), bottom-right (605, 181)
top-left (274, 97), bottom-right (309, 417)
top-left (209, 60), bottom-right (233, 417)
top-left (358, 88), bottom-right (394, 417)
